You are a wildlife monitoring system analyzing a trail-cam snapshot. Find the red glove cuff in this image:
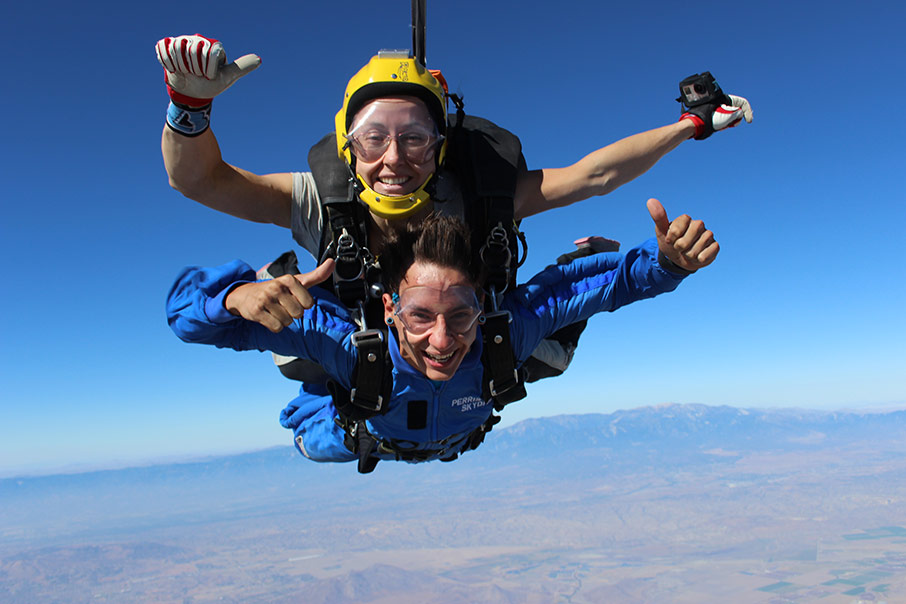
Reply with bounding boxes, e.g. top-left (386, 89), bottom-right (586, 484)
top-left (164, 73), bottom-right (212, 108)
top-left (680, 113), bottom-right (705, 139)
